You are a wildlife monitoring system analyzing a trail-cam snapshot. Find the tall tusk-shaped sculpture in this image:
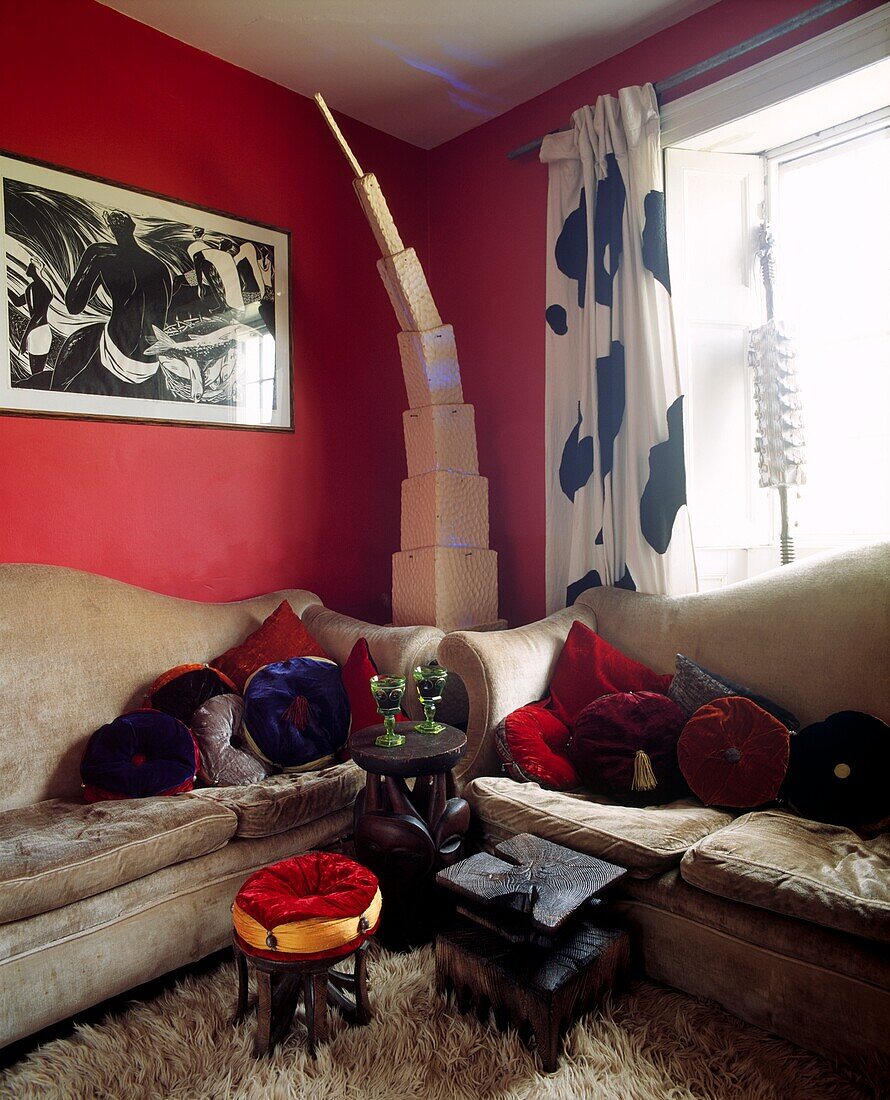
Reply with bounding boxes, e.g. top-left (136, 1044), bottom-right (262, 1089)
top-left (315, 94), bottom-right (501, 631)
